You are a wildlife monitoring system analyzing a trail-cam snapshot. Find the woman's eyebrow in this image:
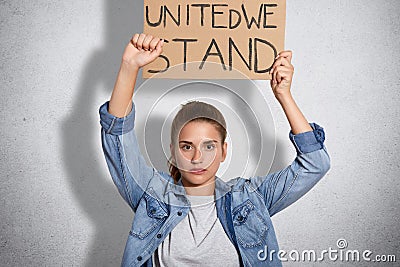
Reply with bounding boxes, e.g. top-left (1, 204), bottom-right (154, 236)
top-left (203, 140), bottom-right (218, 144)
top-left (179, 141), bottom-right (193, 144)
top-left (179, 140), bottom-right (218, 144)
